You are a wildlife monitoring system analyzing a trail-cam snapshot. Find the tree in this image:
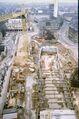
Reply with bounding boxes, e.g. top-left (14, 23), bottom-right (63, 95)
top-left (70, 68), bottom-right (79, 88)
